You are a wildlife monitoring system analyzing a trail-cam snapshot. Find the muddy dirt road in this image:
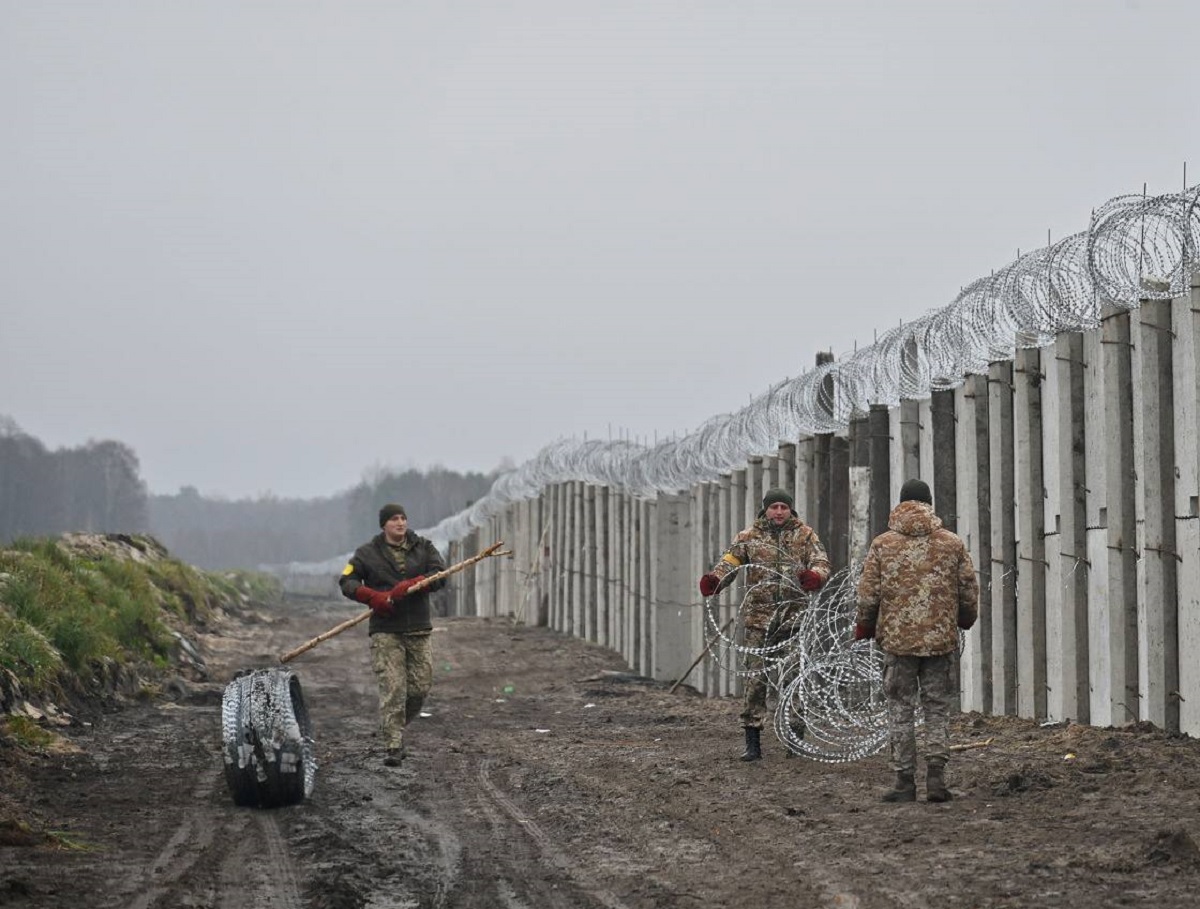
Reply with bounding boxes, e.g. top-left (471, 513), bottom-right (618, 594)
top-left (4, 596), bottom-right (1200, 908)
